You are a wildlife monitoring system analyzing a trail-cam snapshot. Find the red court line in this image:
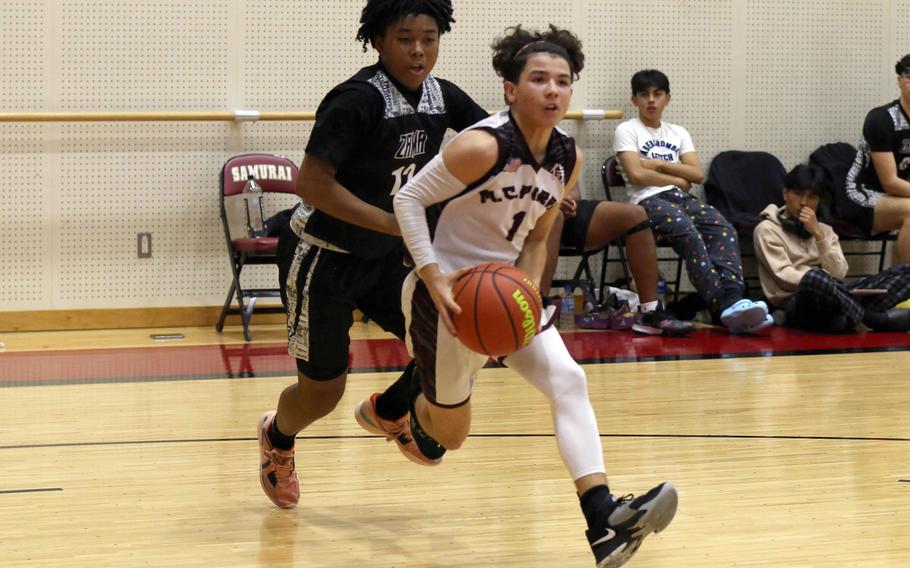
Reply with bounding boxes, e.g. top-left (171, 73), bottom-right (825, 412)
top-left (561, 325), bottom-right (910, 362)
top-left (0, 340), bottom-right (407, 384)
top-left (1, 327), bottom-right (907, 385)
